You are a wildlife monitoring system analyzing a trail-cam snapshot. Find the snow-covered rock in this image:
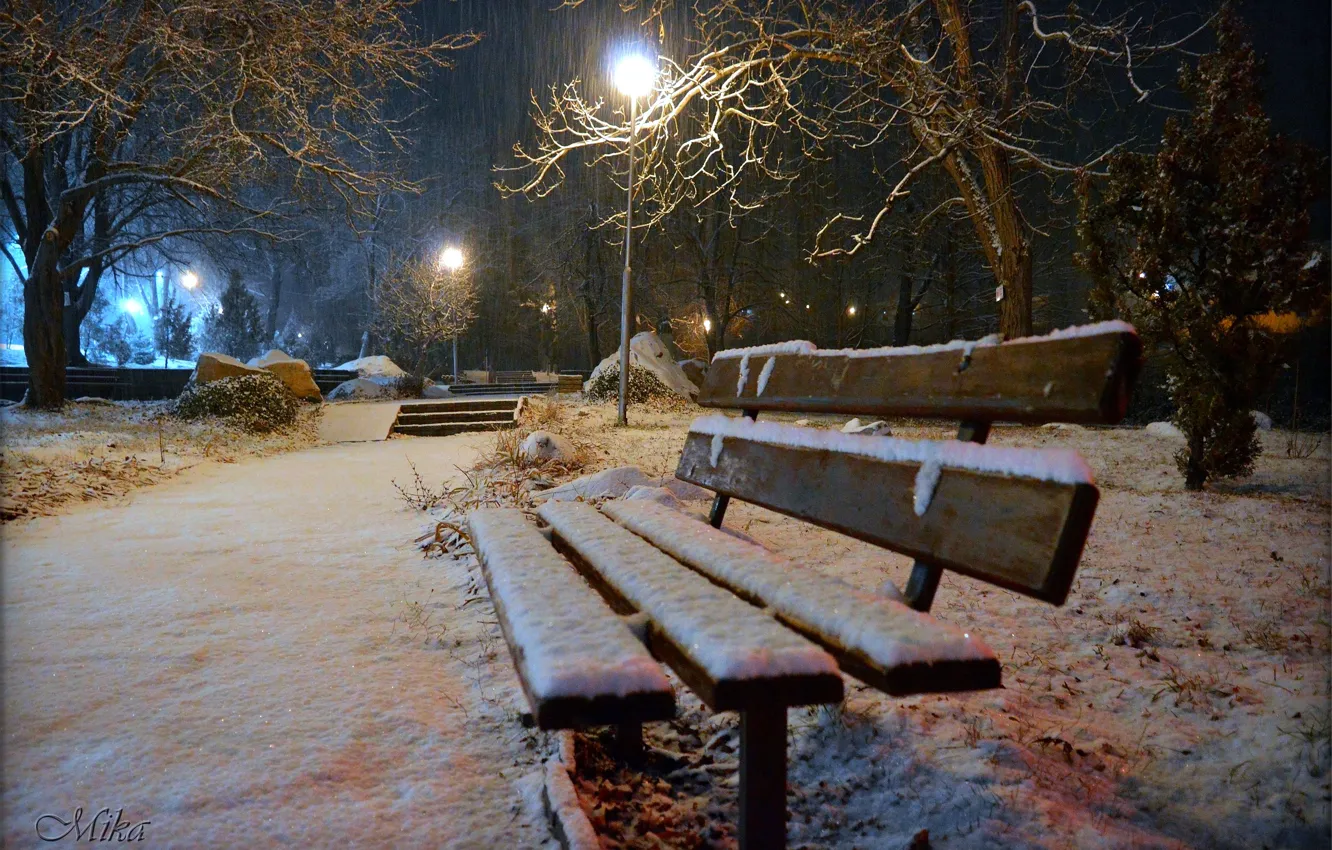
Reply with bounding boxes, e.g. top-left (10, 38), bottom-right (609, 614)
top-left (587, 331), bottom-right (700, 399)
top-left (537, 466), bottom-right (712, 503)
top-left (327, 377), bottom-right (391, 400)
top-left (519, 431), bottom-right (575, 463)
top-left (1251, 411), bottom-right (1273, 431)
top-left (623, 485), bottom-right (686, 510)
top-left (678, 358), bottom-right (709, 391)
top-left (1146, 421), bottom-right (1185, 440)
top-left (1041, 422), bottom-right (1087, 431)
top-left (192, 352), bottom-right (264, 385)
top-left (841, 418), bottom-right (892, 436)
top-left (335, 355), bottom-right (407, 379)
top-left (247, 349), bottom-right (321, 401)
top-left (422, 384), bottom-right (453, 399)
